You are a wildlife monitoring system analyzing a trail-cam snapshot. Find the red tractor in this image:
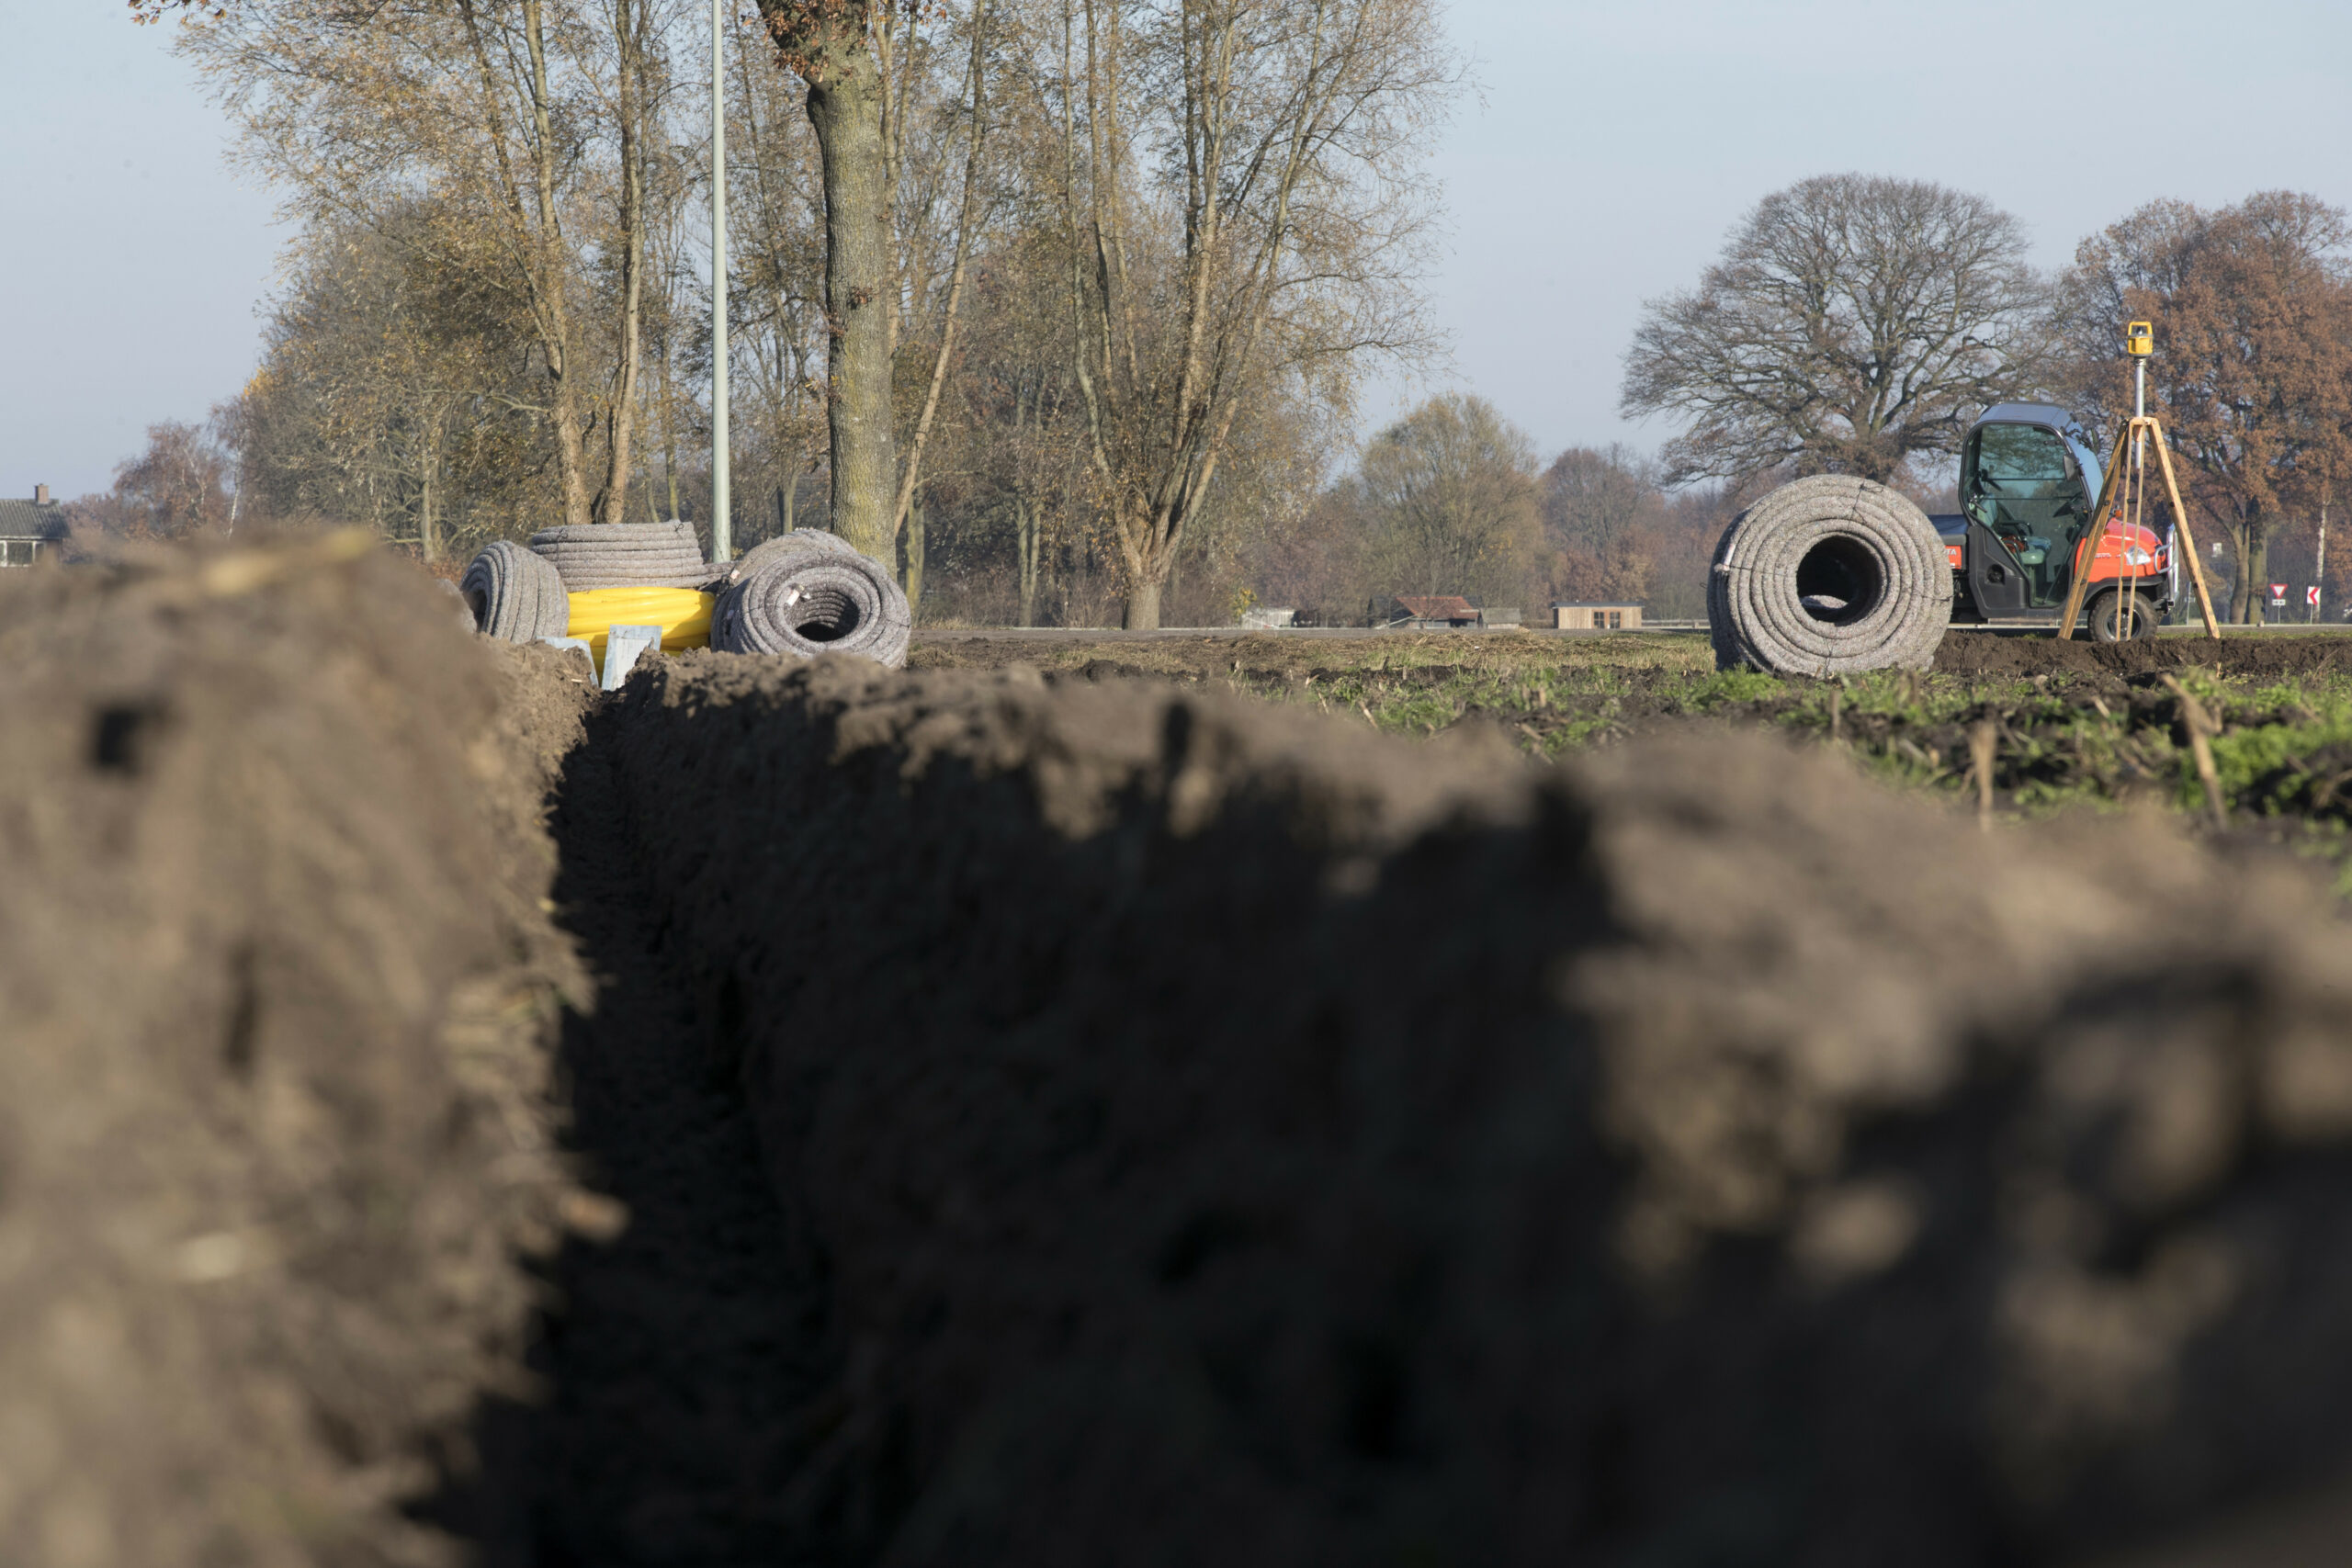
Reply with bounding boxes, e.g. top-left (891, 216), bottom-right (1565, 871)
top-left (1934, 402), bottom-right (2173, 641)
